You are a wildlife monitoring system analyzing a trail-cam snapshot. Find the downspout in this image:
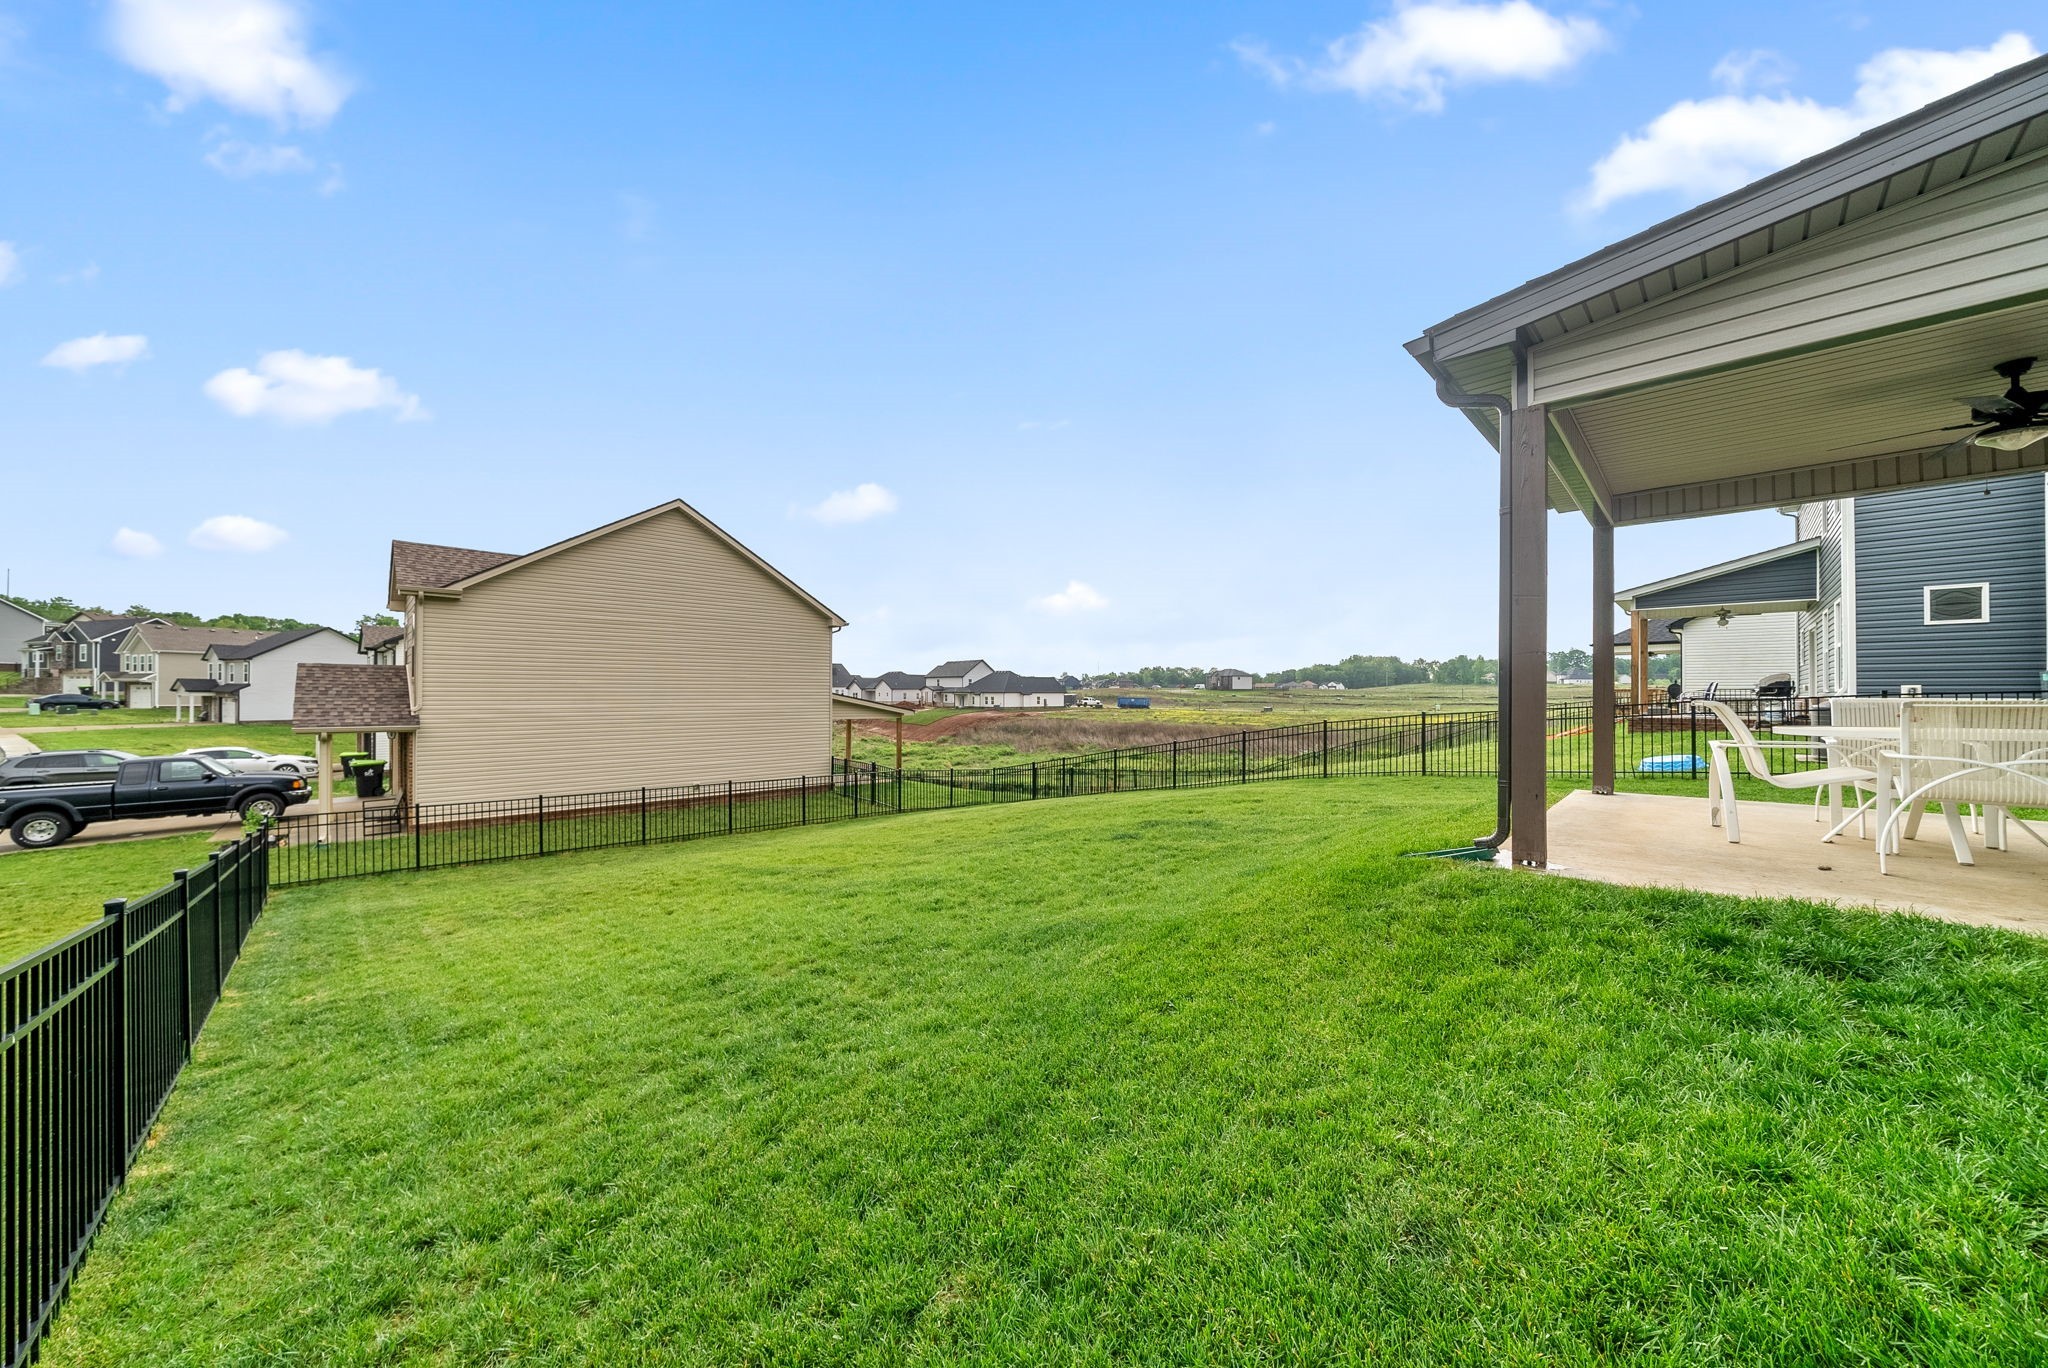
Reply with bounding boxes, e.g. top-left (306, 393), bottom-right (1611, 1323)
top-left (1426, 364), bottom-right (1515, 850)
